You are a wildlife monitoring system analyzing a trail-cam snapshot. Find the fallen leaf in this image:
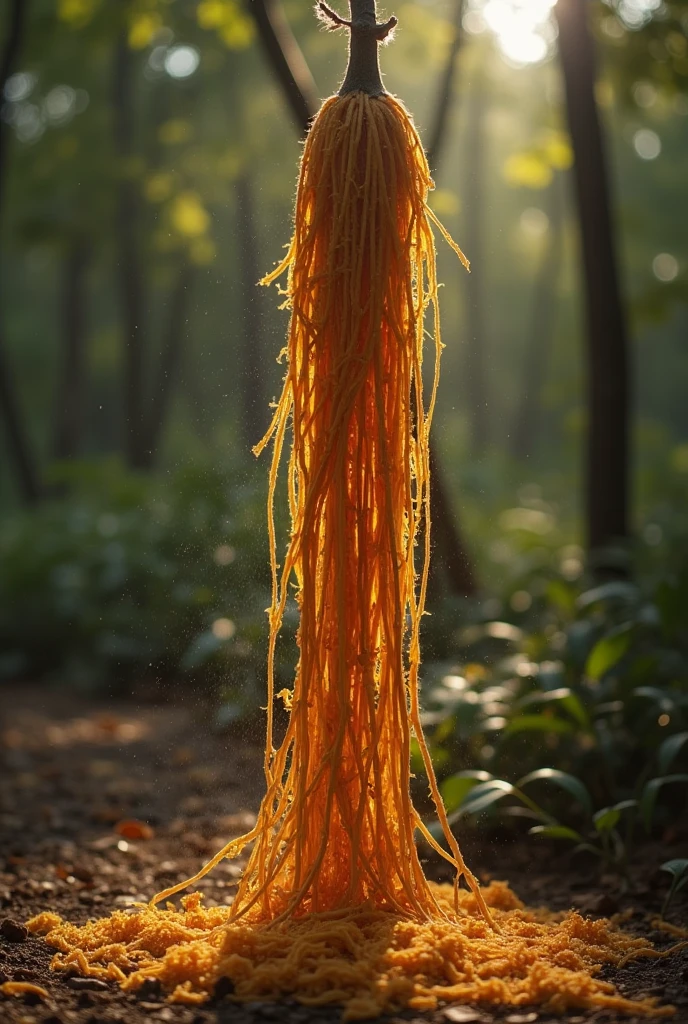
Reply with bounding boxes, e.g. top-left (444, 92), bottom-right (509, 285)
top-left (114, 819), bottom-right (154, 841)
